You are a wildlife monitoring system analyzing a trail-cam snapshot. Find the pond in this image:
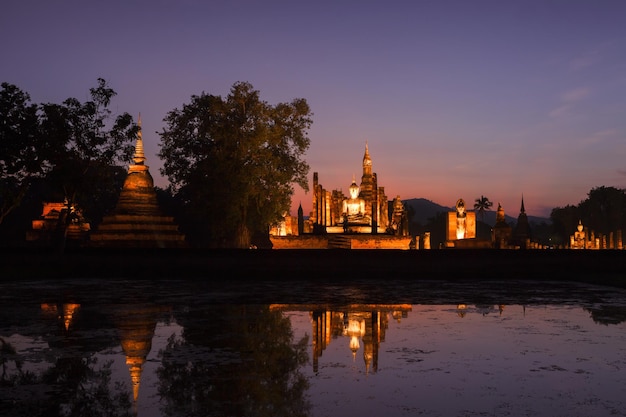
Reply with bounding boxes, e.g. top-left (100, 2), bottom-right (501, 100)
top-left (1, 278), bottom-right (625, 417)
